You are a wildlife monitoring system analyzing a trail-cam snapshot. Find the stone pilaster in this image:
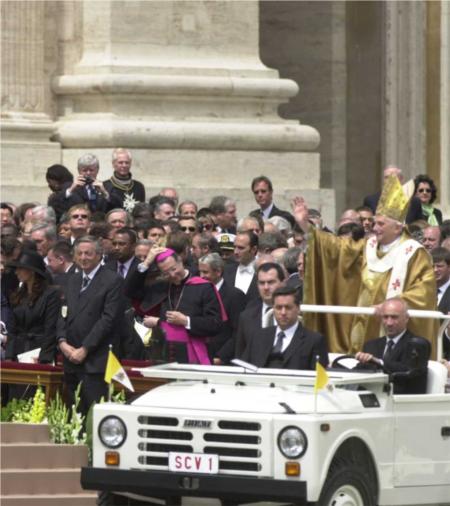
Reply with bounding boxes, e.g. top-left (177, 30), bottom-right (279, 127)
top-left (383, 1), bottom-right (427, 180)
top-left (51, 0), bottom-right (326, 219)
top-left (1, 0), bottom-right (60, 203)
top-left (439, 0), bottom-right (450, 218)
